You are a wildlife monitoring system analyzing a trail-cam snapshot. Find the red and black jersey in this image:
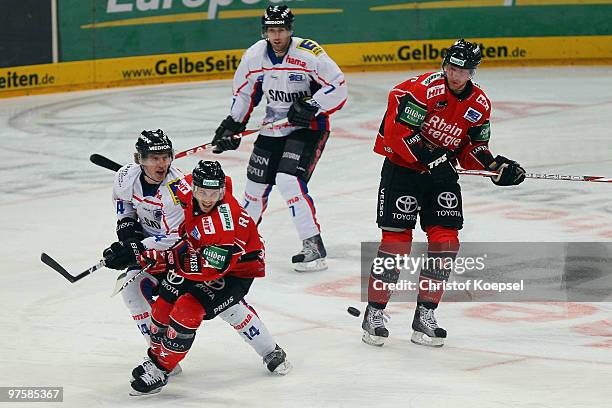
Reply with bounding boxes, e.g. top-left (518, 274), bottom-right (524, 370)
top-left (173, 174), bottom-right (265, 281)
top-left (373, 71), bottom-right (495, 171)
